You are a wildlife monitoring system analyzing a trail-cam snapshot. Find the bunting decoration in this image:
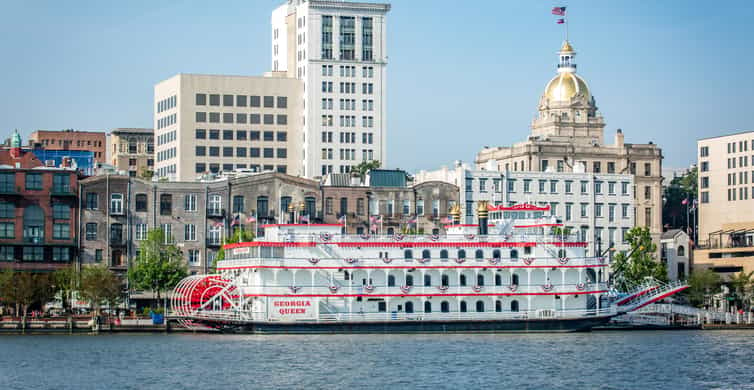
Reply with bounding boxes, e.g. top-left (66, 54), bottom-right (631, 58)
top-left (429, 234), bottom-right (440, 241)
top-left (523, 257), bottom-right (535, 265)
top-left (400, 285), bottom-right (411, 294)
top-left (488, 258), bottom-right (501, 265)
top-left (508, 284), bottom-right (518, 292)
top-left (472, 285), bottom-right (483, 293)
top-left (576, 282), bottom-right (586, 291)
top-left (382, 258), bottom-right (393, 264)
top-left (393, 233), bottom-right (405, 241)
top-left (329, 285), bottom-right (339, 294)
top-left (360, 234), bottom-right (371, 240)
top-left (364, 284), bottom-right (375, 293)
top-left (454, 258), bottom-right (466, 264)
top-left (558, 257), bottom-right (570, 265)
top-left (437, 285), bottom-right (449, 292)
top-left (464, 234), bottom-right (476, 240)
top-left (289, 286), bottom-right (302, 294)
top-left (598, 257), bottom-right (606, 264)
top-left (319, 232), bottom-right (333, 242)
top-left (541, 283), bottom-right (554, 292)
top-left (344, 258), bottom-right (358, 264)
top-left (308, 258), bottom-right (320, 264)
top-left (417, 258), bottom-right (431, 264)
